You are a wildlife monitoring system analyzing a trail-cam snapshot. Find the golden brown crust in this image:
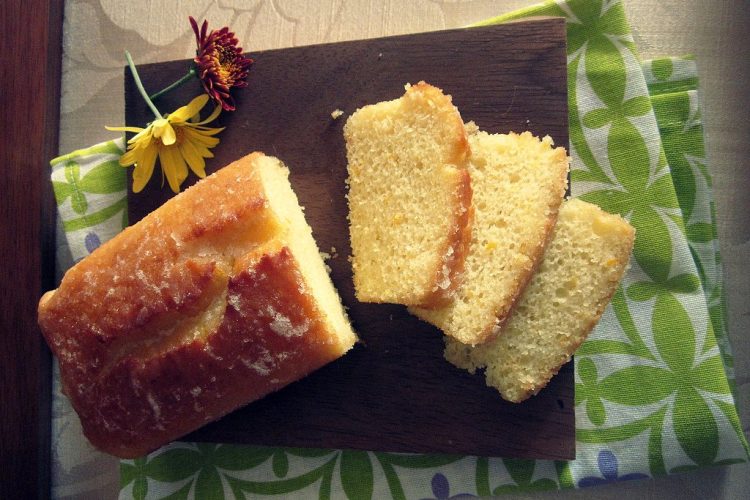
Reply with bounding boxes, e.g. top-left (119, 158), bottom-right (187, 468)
top-left (410, 81), bottom-right (471, 167)
top-left (37, 153), bottom-right (354, 458)
top-left (79, 246), bottom-right (343, 457)
top-left (39, 154), bottom-right (276, 387)
top-left (420, 166), bottom-right (474, 308)
top-left (409, 82), bottom-right (474, 308)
